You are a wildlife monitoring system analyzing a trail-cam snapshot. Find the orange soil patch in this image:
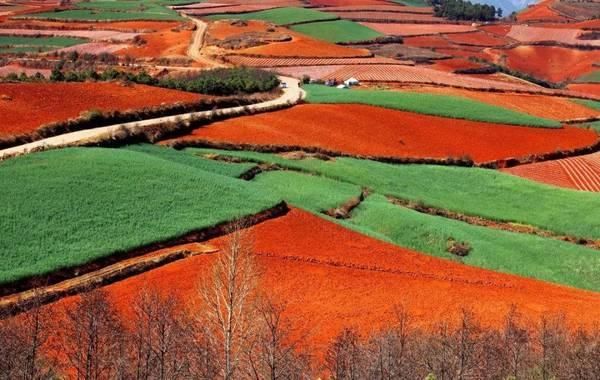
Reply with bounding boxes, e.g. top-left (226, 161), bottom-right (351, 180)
top-left (0, 82), bottom-right (203, 137)
top-left (539, 19), bottom-right (600, 30)
top-left (567, 83), bottom-right (600, 97)
top-left (362, 22), bottom-right (475, 36)
top-left (208, 20), bottom-right (370, 58)
top-left (479, 23), bottom-right (511, 36)
top-left (517, 0), bottom-right (568, 23)
top-left (443, 31), bottom-right (510, 46)
top-left (404, 34), bottom-right (454, 48)
top-left (494, 45), bottom-right (600, 83)
top-left (335, 11), bottom-right (440, 23)
top-left (173, 104), bottom-right (597, 163)
top-left (239, 32), bottom-right (371, 58)
top-left (429, 57), bottom-right (486, 73)
top-left (118, 26), bottom-right (193, 58)
top-left (42, 208), bottom-right (600, 356)
top-left (410, 86), bottom-right (600, 120)
top-left (0, 19), bottom-right (182, 32)
top-left (309, 0), bottom-right (391, 5)
top-left (503, 152), bottom-right (600, 192)
top-left (434, 47), bottom-right (491, 61)
top-left (207, 19), bottom-right (270, 40)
